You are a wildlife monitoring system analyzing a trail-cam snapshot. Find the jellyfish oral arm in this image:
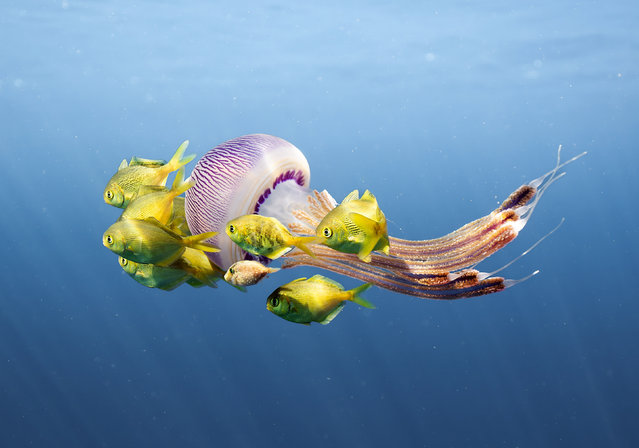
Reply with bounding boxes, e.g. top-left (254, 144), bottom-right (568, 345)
top-left (283, 147), bottom-right (586, 300)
